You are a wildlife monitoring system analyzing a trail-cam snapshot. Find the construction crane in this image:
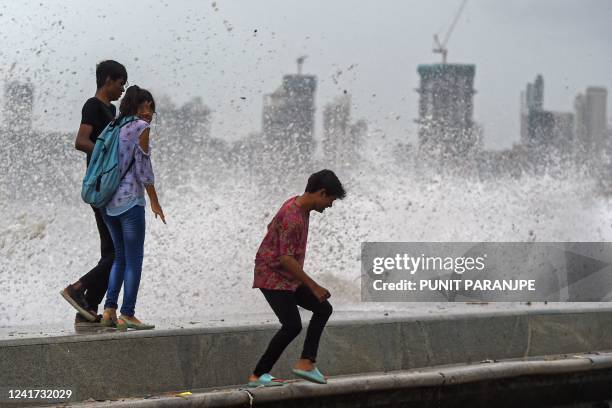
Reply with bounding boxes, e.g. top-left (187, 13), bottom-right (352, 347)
top-left (296, 55), bottom-right (308, 74)
top-left (433, 0), bottom-right (468, 64)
